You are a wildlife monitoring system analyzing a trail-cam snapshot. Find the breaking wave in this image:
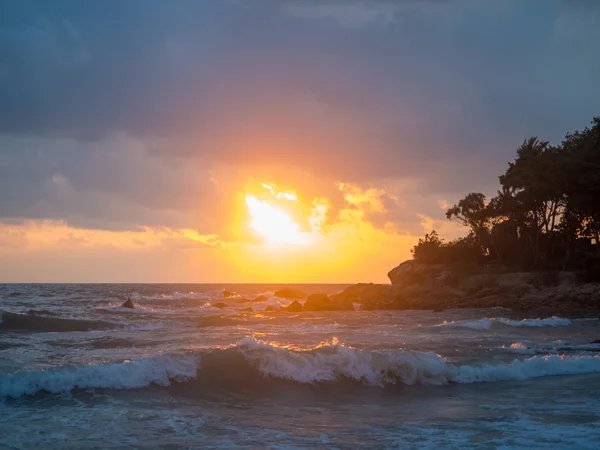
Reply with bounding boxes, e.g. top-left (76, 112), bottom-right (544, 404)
top-left (0, 354), bottom-right (199, 399)
top-left (4, 337), bottom-right (600, 399)
top-left (439, 316), bottom-right (571, 330)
